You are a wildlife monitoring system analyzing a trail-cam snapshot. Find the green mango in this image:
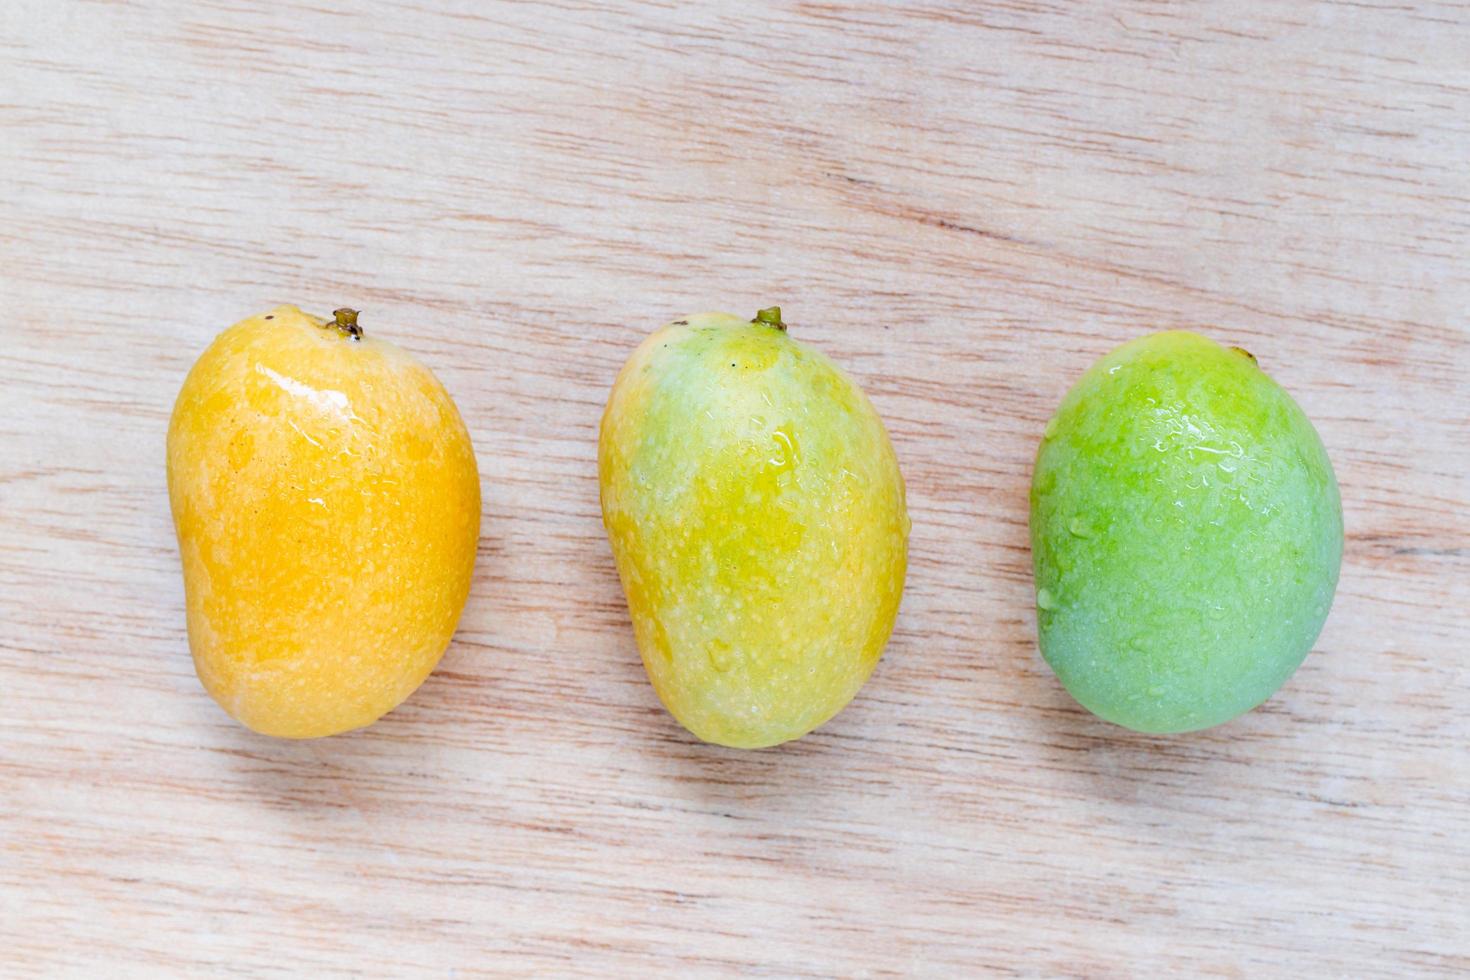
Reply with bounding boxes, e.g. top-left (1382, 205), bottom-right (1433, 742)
top-left (599, 309), bottom-right (909, 748)
top-left (1031, 331), bottom-right (1342, 733)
